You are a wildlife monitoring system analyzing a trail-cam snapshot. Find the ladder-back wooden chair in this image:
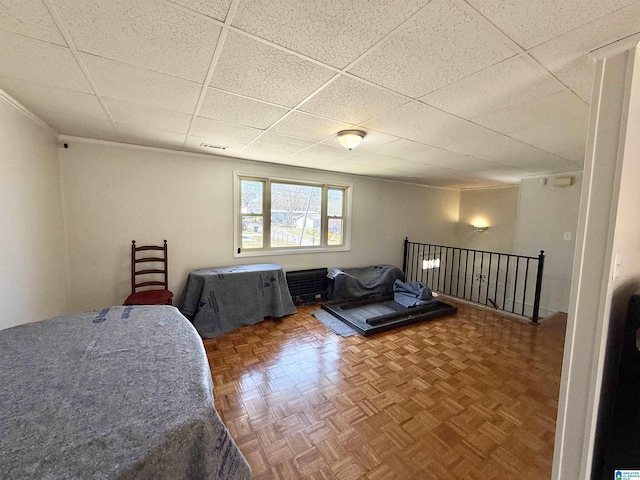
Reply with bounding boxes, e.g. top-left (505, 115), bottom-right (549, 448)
top-left (123, 240), bottom-right (173, 306)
